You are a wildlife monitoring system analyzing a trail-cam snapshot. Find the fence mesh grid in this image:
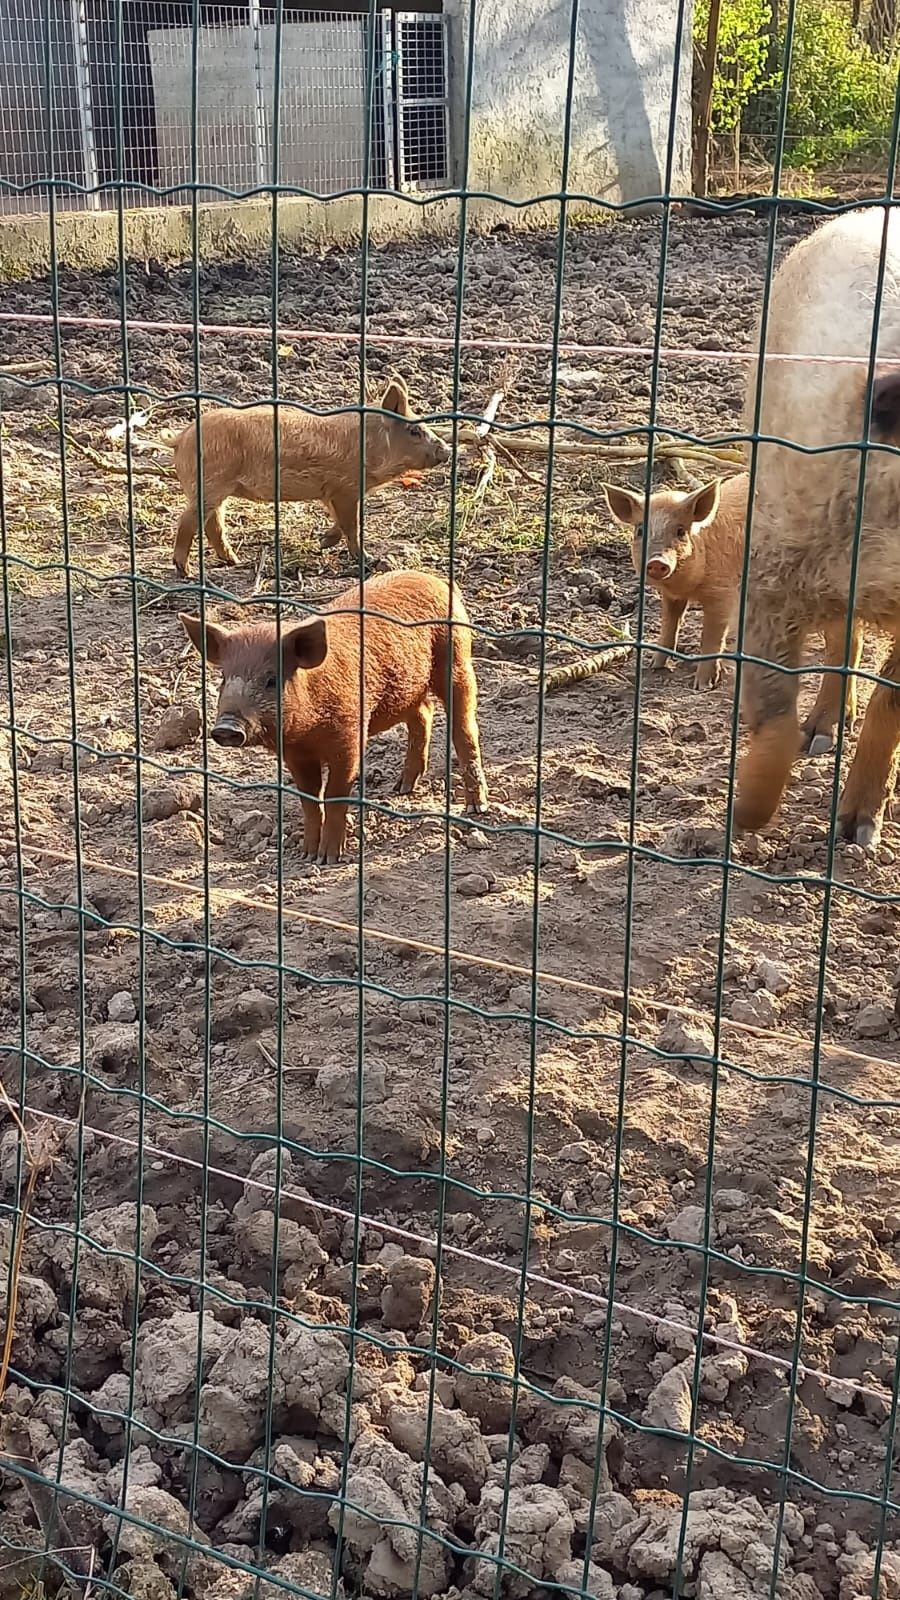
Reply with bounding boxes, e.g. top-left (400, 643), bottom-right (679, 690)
top-left (2, 1), bottom-right (900, 1599)
top-left (0, 2), bottom-right (448, 213)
